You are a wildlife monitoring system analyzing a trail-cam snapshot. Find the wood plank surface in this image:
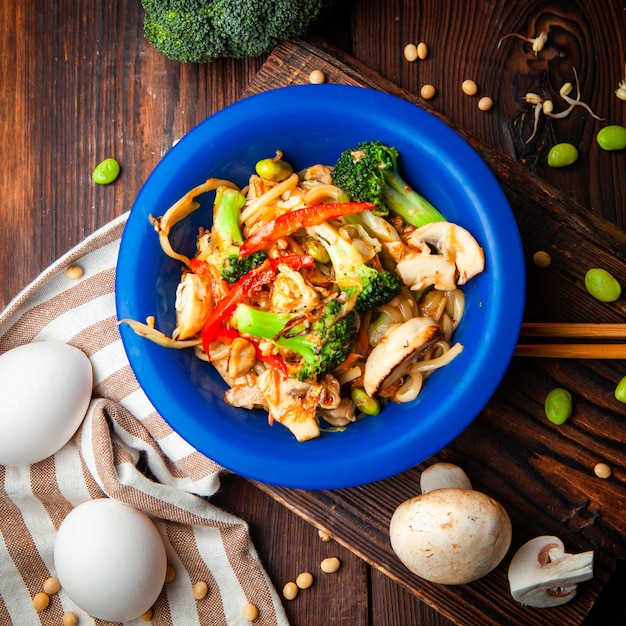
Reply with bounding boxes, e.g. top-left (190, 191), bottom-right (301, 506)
top-left (241, 33), bottom-right (626, 626)
top-left (1, 1), bottom-right (625, 625)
